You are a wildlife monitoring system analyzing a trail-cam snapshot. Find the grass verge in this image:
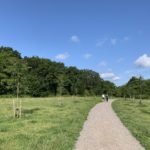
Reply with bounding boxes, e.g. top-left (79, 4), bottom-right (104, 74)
top-left (112, 99), bottom-right (150, 150)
